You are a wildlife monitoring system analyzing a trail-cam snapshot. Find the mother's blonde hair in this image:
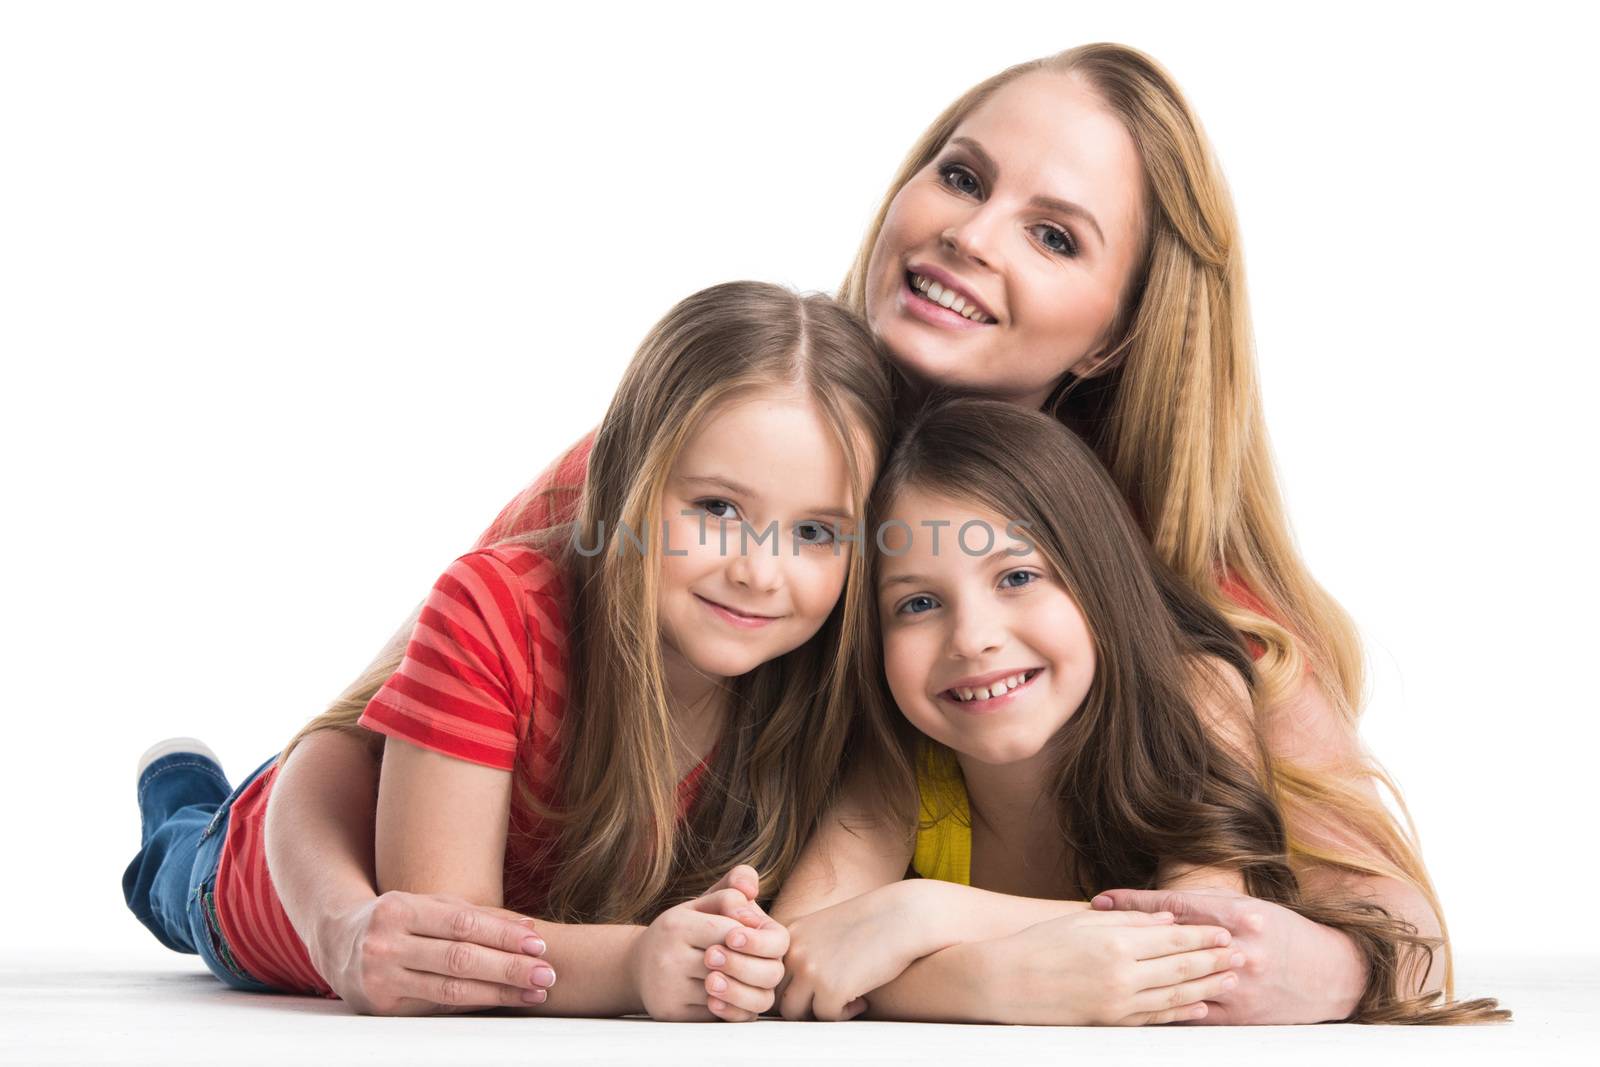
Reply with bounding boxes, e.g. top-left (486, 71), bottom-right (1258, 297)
top-left (842, 43), bottom-right (1460, 1004)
